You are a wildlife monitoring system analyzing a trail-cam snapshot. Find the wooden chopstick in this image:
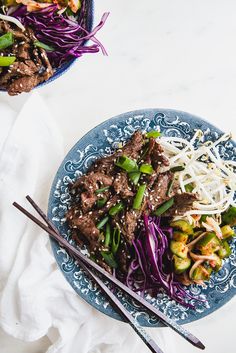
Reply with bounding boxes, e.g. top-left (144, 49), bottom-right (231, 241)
top-left (13, 197), bottom-right (205, 350)
top-left (23, 197), bottom-right (164, 353)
